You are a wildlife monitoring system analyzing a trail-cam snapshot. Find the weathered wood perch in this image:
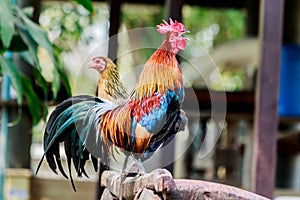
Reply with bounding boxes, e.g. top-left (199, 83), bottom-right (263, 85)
top-left (100, 169), bottom-right (269, 200)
